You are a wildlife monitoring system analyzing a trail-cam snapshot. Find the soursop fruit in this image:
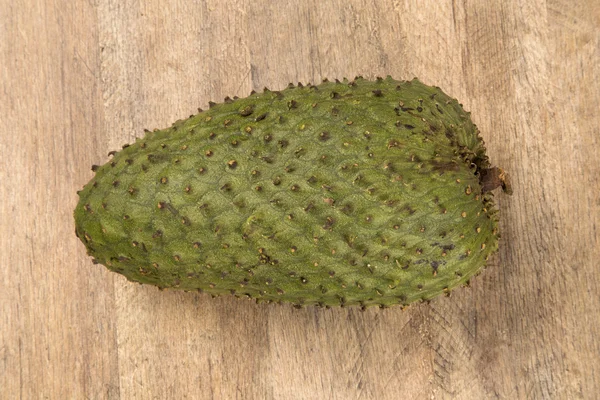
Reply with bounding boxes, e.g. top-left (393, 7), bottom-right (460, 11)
top-left (74, 76), bottom-right (511, 308)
